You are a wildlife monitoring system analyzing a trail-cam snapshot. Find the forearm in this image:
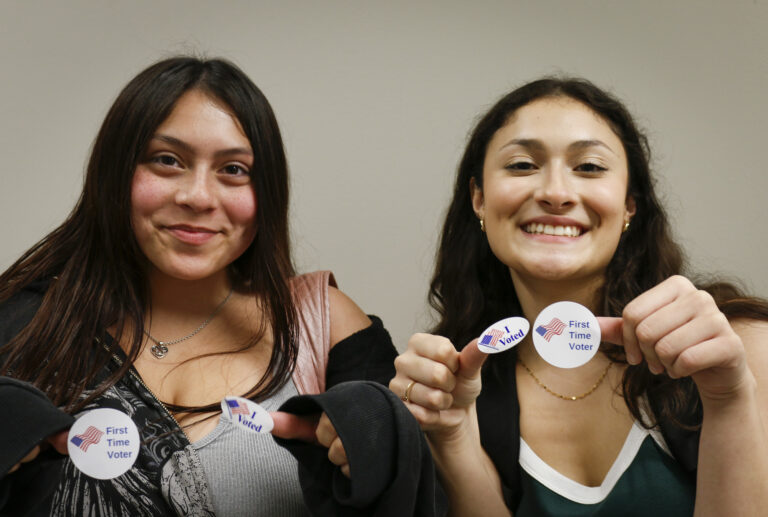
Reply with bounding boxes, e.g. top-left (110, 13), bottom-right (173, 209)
top-left (694, 376), bottom-right (768, 517)
top-left (427, 404), bottom-right (511, 517)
